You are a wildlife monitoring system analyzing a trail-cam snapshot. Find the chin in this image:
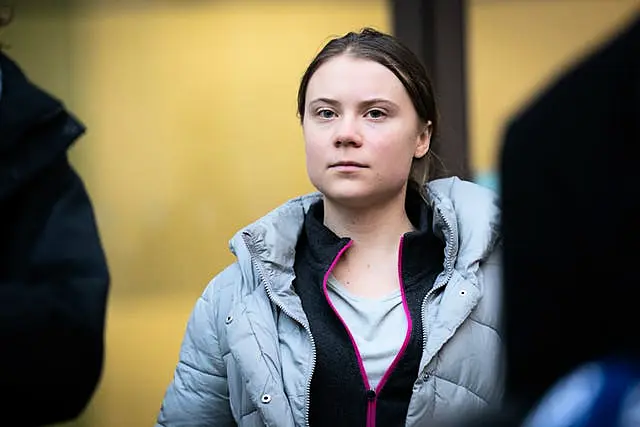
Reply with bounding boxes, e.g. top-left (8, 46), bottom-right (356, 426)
top-left (325, 193), bottom-right (375, 209)
top-left (311, 180), bottom-right (361, 201)
top-left (310, 174), bottom-right (408, 208)
top-left (317, 183), bottom-right (391, 209)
